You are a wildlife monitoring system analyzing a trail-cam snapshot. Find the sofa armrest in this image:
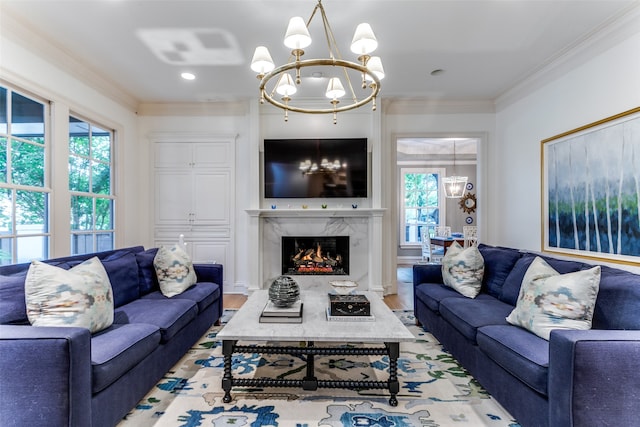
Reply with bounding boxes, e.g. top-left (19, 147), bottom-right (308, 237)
top-left (194, 263), bottom-right (224, 322)
top-left (548, 329), bottom-right (640, 427)
top-left (412, 264), bottom-right (443, 288)
top-left (412, 264), bottom-right (444, 321)
top-left (0, 325), bottom-right (92, 426)
top-left (194, 263), bottom-right (223, 288)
